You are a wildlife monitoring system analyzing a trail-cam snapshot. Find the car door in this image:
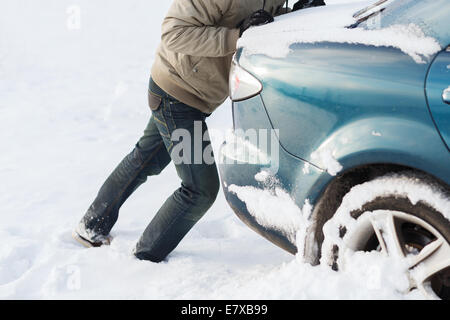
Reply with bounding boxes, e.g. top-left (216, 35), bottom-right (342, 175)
top-left (426, 47), bottom-right (450, 151)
